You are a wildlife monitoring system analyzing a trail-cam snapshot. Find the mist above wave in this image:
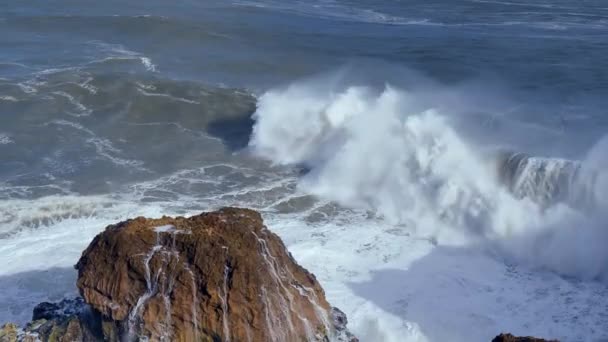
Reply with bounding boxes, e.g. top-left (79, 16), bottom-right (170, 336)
top-left (249, 71), bottom-right (608, 281)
